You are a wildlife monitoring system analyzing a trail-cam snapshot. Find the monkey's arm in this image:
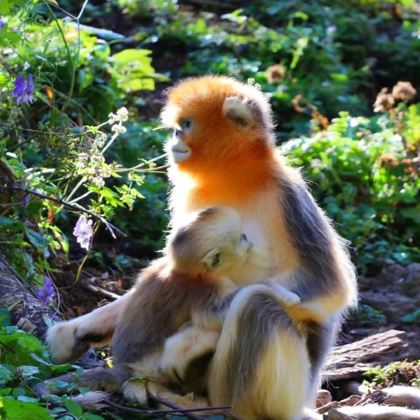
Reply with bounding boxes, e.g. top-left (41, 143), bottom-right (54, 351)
top-left (112, 260), bottom-right (217, 365)
top-left (274, 178), bottom-right (357, 325)
top-left (285, 290), bottom-right (351, 324)
top-left (47, 292), bottom-right (131, 363)
top-left (265, 273), bottom-right (354, 325)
